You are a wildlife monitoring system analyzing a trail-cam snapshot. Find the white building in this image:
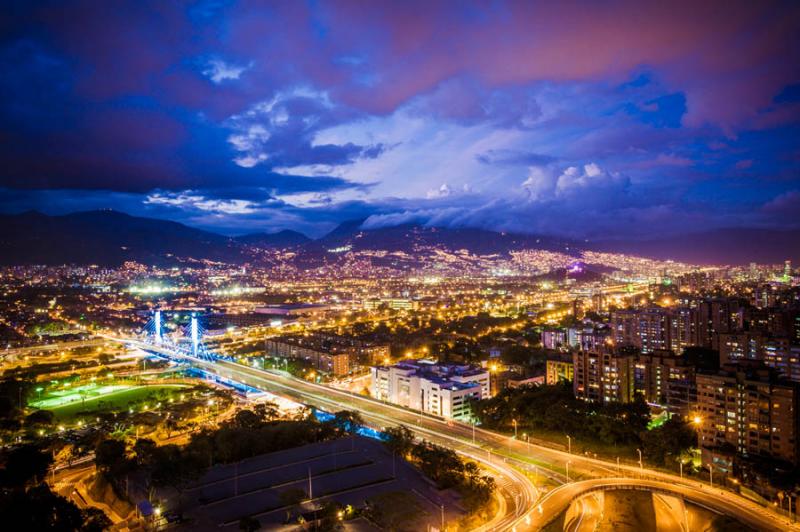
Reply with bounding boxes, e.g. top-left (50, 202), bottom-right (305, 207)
top-left (370, 359), bottom-right (488, 420)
